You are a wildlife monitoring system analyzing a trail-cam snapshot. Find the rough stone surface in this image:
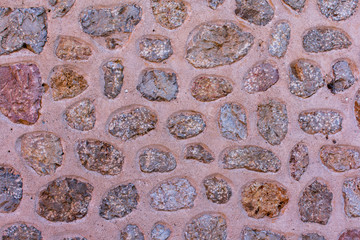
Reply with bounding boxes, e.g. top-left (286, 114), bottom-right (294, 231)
top-left (55, 36), bottom-right (92, 61)
top-left (76, 139), bottom-right (124, 175)
top-left (339, 229), bottom-right (360, 240)
top-left (0, 63), bottom-right (43, 125)
top-left (63, 238), bottom-right (87, 240)
top-left (138, 147), bottom-right (176, 173)
top-left (150, 177), bottom-right (196, 211)
top-left (37, 178), bottom-right (93, 222)
top-left (268, 22), bottom-right (291, 58)
top-left (138, 36), bottom-right (173, 62)
top-left (343, 177), bottom-right (360, 217)
top-left (298, 180), bottom-right (333, 225)
top-left (64, 99), bottom-right (96, 131)
top-left (49, 65), bottom-right (88, 101)
top-left (184, 143), bottom-right (214, 163)
top-left (49, 0), bottom-right (75, 18)
top-left (298, 110), bottom-right (343, 135)
top-left (289, 59), bottom-right (324, 98)
top-left (151, 0), bottom-right (187, 29)
top-left (167, 111), bottom-right (206, 139)
top-left (241, 227), bottom-right (286, 240)
top-left (102, 59), bottom-right (124, 99)
top-left (120, 225), bottom-right (144, 240)
top-left (257, 99), bottom-right (288, 145)
top-left (318, 0), bottom-right (358, 21)
top-left (0, 166), bottom-right (23, 213)
top-left (137, 69), bottom-right (178, 102)
top-left (1, 223), bottom-right (42, 240)
top-left (222, 145), bottom-right (280, 172)
top-left (303, 28), bottom-right (351, 53)
top-left (191, 75), bottom-right (233, 102)
top-left (108, 106), bottom-right (157, 141)
top-left (99, 183), bottom-right (139, 220)
top-left (208, 0), bottom-right (225, 9)
top-left (320, 145), bottom-right (360, 172)
top-left (327, 59), bottom-right (357, 94)
top-left (243, 62), bottom-right (279, 93)
top-left (184, 214), bottom-right (227, 240)
top-left (355, 89), bottom-right (360, 128)
top-left (151, 223), bottom-right (171, 240)
top-left (0, 7), bottom-right (47, 55)
top-left (186, 22), bottom-right (254, 68)
top-left (289, 142), bottom-right (309, 181)
top-left (203, 175), bottom-right (232, 204)
top-left (235, 0), bottom-right (274, 26)
top-left (18, 132), bottom-right (63, 176)
top-left (219, 103), bottom-right (247, 140)
top-left (282, 0), bottom-right (306, 11)
top-left (301, 233), bottom-right (326, 240)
